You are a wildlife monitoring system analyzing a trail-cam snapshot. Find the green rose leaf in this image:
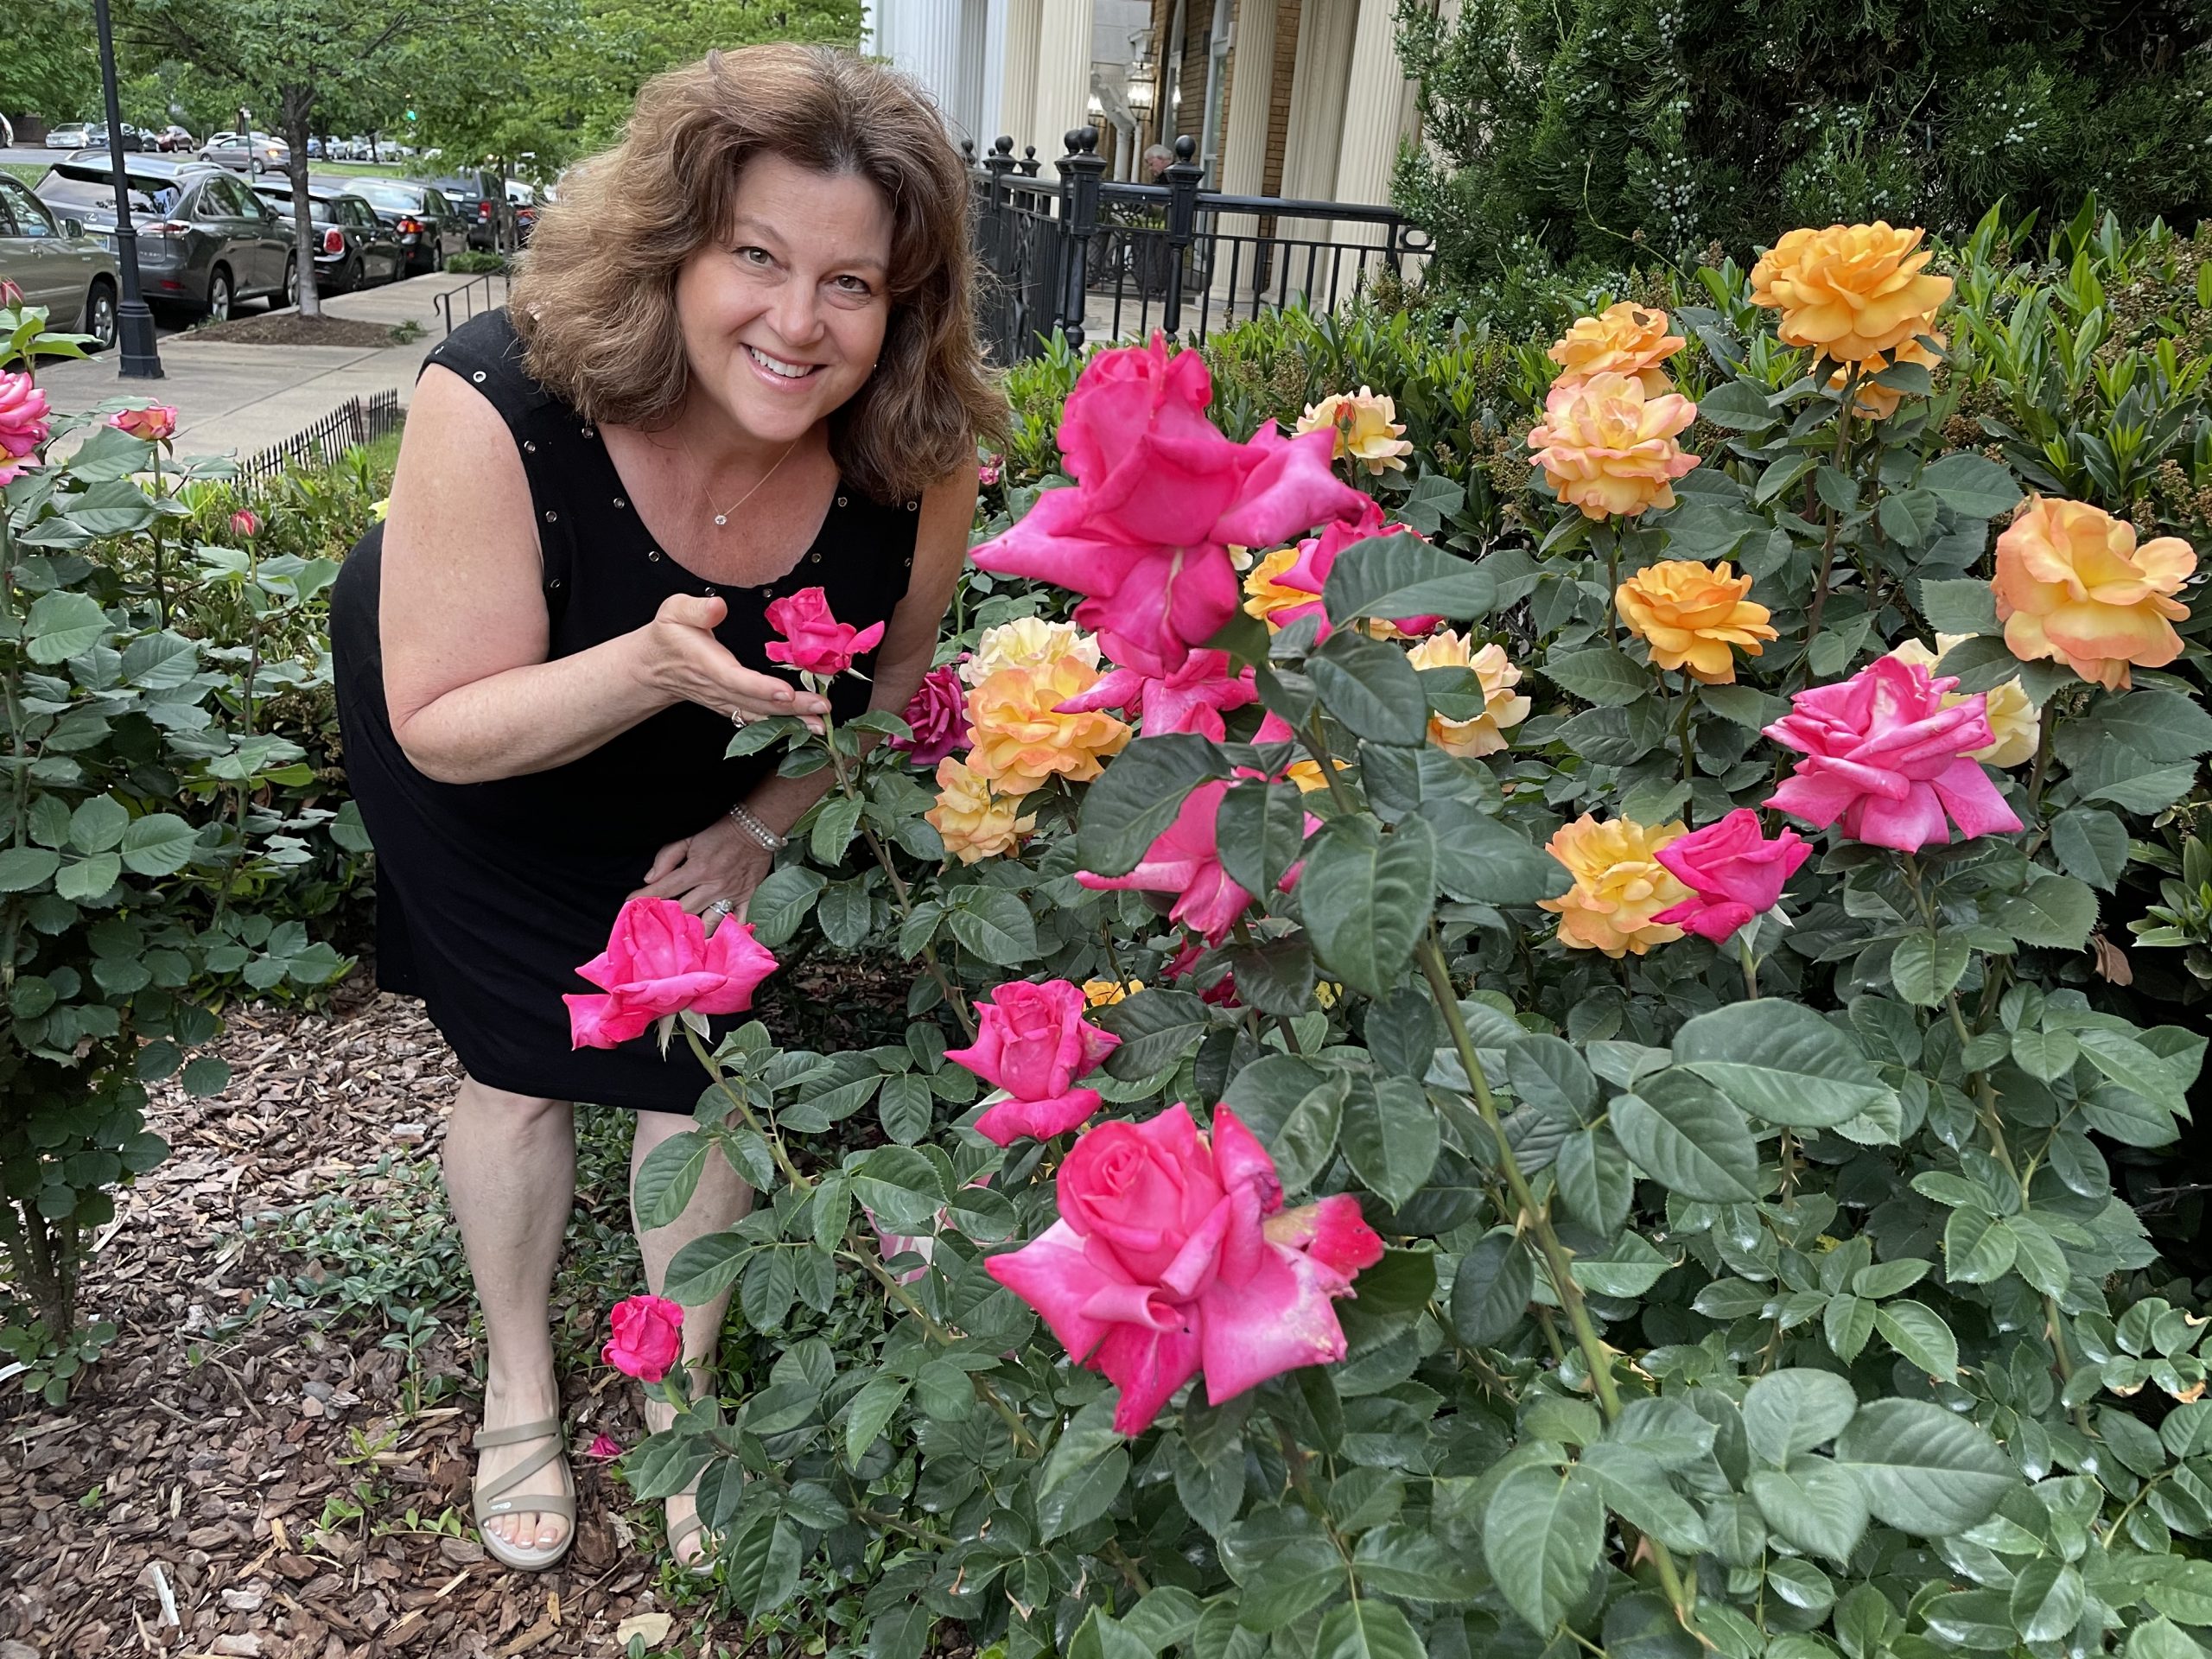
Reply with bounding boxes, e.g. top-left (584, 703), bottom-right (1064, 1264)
top-left (1450, 1231), bottom-right (1533, 1346)
top-left (1484, 1462), bottom-right (1604, 1635)
top-left (1873, 1299), bottom-right (1960, 1382)
top-left (1741, 1370), bottom-right (1859, 1465)
top-left (1833, 1399), bottom-right (2012, 1533)
top-left (118, 812), bottom-right (199, 877)
top-left (1998, 874), bottom-right (2098, 950)
top-left (1077, 734), bottom-right (1230, 876)
top-left (1611, 1068), bottom-right (1761, 1202)
top-left (1919, 453), bottom-right (2022, 518)
top-left (1340, 1075), bottom-right (1441, 1210)
top-left (1214, 778), bottom-right (1311, 902)
top-left (1418, 801), bottom-right (1569, 904)
top-left (1310, 630), bottom-right (1431, 745)
top-left (1671, 1001), bottom-right (1895, 1129)
top-left (1300, 816), bottom-right (1436, 999)
top-left (1541, 645), bottom-right (1650, 708)
top-left (1320, 532), bottom-right (1497, 627)
top-left (1747, 1461), bottom-right (1870, 1563)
